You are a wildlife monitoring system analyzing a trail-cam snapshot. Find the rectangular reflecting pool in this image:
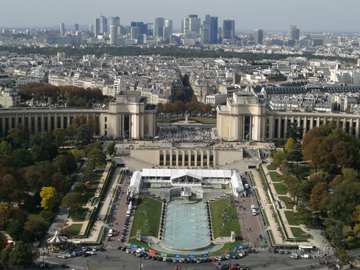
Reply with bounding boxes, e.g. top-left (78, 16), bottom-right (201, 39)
top-left (162, 201), bottom-right (210, 250)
